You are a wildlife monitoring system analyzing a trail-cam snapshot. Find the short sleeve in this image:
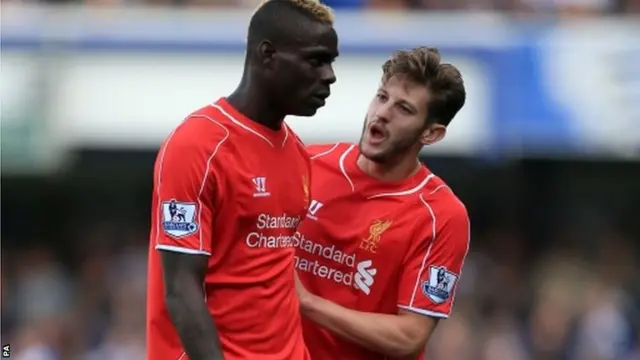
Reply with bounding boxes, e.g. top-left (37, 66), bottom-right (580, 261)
top-left (397, 200), bottom-right (470, 318)
top-left (153, 117), bottom-right (229, 256)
